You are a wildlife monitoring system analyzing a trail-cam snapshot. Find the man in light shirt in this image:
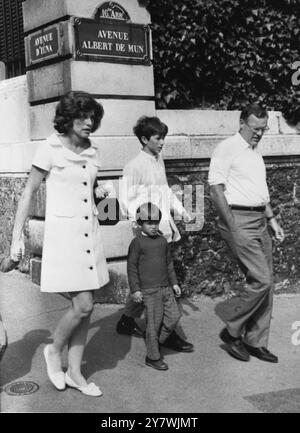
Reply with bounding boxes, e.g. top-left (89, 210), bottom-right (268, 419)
top-left (209, 104), bottom-right (284, 363)
top-left (116, 116), bottom-right (194, 353)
